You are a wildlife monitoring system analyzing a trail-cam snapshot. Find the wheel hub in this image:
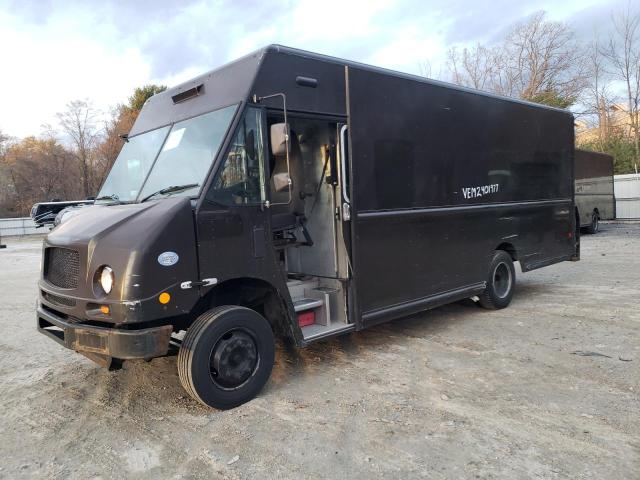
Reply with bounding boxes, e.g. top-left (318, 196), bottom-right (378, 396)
top-left (210, 330), bottom-right (258, 389)
top-left (493, 262), bottom-right (512, 299)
